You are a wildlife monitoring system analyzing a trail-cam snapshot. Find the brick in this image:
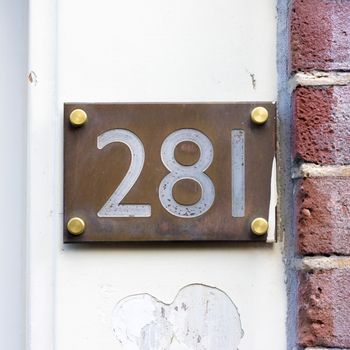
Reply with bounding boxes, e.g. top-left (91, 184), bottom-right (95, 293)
top-left (296, 177), bottom-right (350, 255)
top-left (298, 269), bottom-right (350, 348)
top-left (293, 86), bottom-right (350, 165)
top-left (290, 0), bottom-right (350, 72)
